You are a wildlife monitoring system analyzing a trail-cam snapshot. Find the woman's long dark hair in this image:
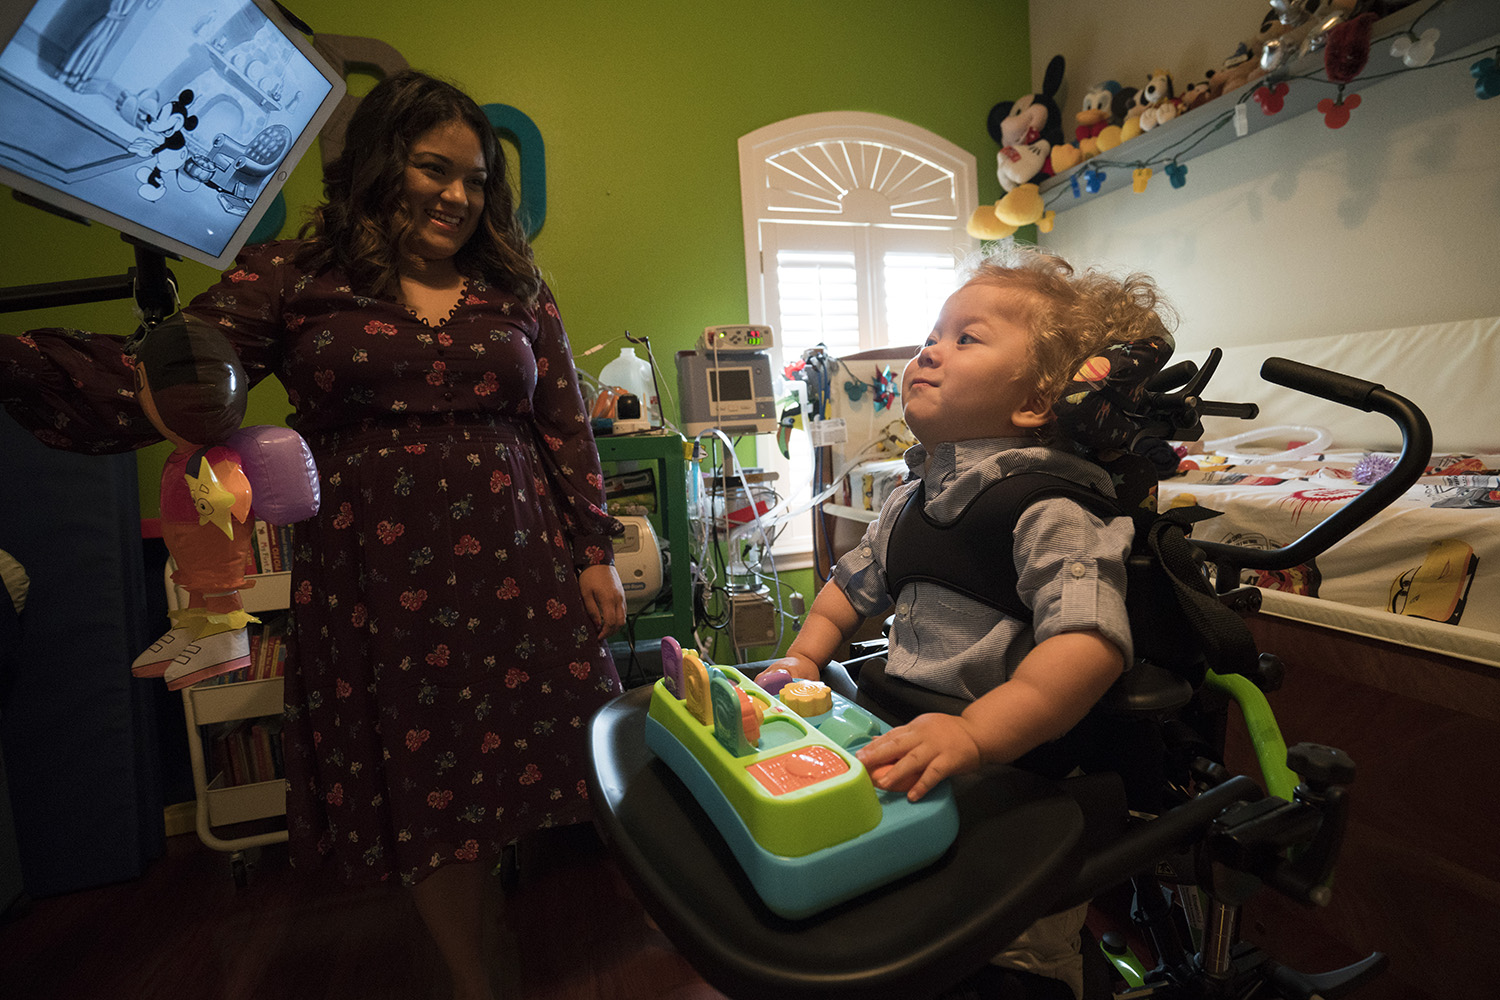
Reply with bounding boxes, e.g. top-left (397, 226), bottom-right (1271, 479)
top-left (296, 70), bottom-right (542, 307)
